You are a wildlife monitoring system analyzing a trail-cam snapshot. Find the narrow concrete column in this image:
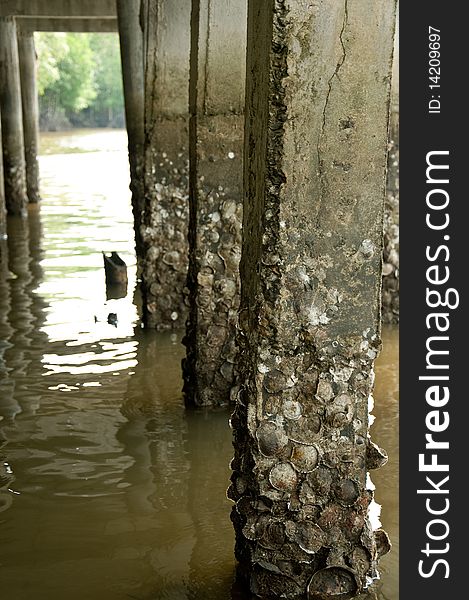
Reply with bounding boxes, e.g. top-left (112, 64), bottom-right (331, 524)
top-left (116, 0), bottom-right (145, 256)
top-left (140, 0), bottom-right (191, 330)
top-left (17, 29), bottom-right (41, 204)
top-left (183, 0), bottom-right (248, 407)
top-left (382, 16), bottom-right (399, 324)
top-left (229, 1), bottom-right (397, 598)
top-left (0, 16), bottom-right (28, 216)
top-left (0, 111), bottom-right (5, 236)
